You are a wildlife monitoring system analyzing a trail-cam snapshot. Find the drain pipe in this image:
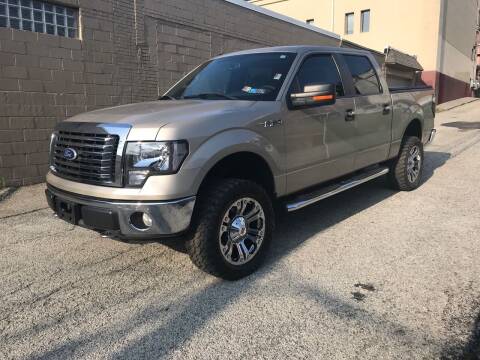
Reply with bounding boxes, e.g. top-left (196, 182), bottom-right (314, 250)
top-left (331, 0), bottom-right (335, 31)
